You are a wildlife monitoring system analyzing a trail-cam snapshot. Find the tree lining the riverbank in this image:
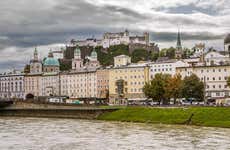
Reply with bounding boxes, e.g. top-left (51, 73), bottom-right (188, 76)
top-left (98, 107), bottom-right (230, 128)
top-left (143, 73), bottom-right (205, 104)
